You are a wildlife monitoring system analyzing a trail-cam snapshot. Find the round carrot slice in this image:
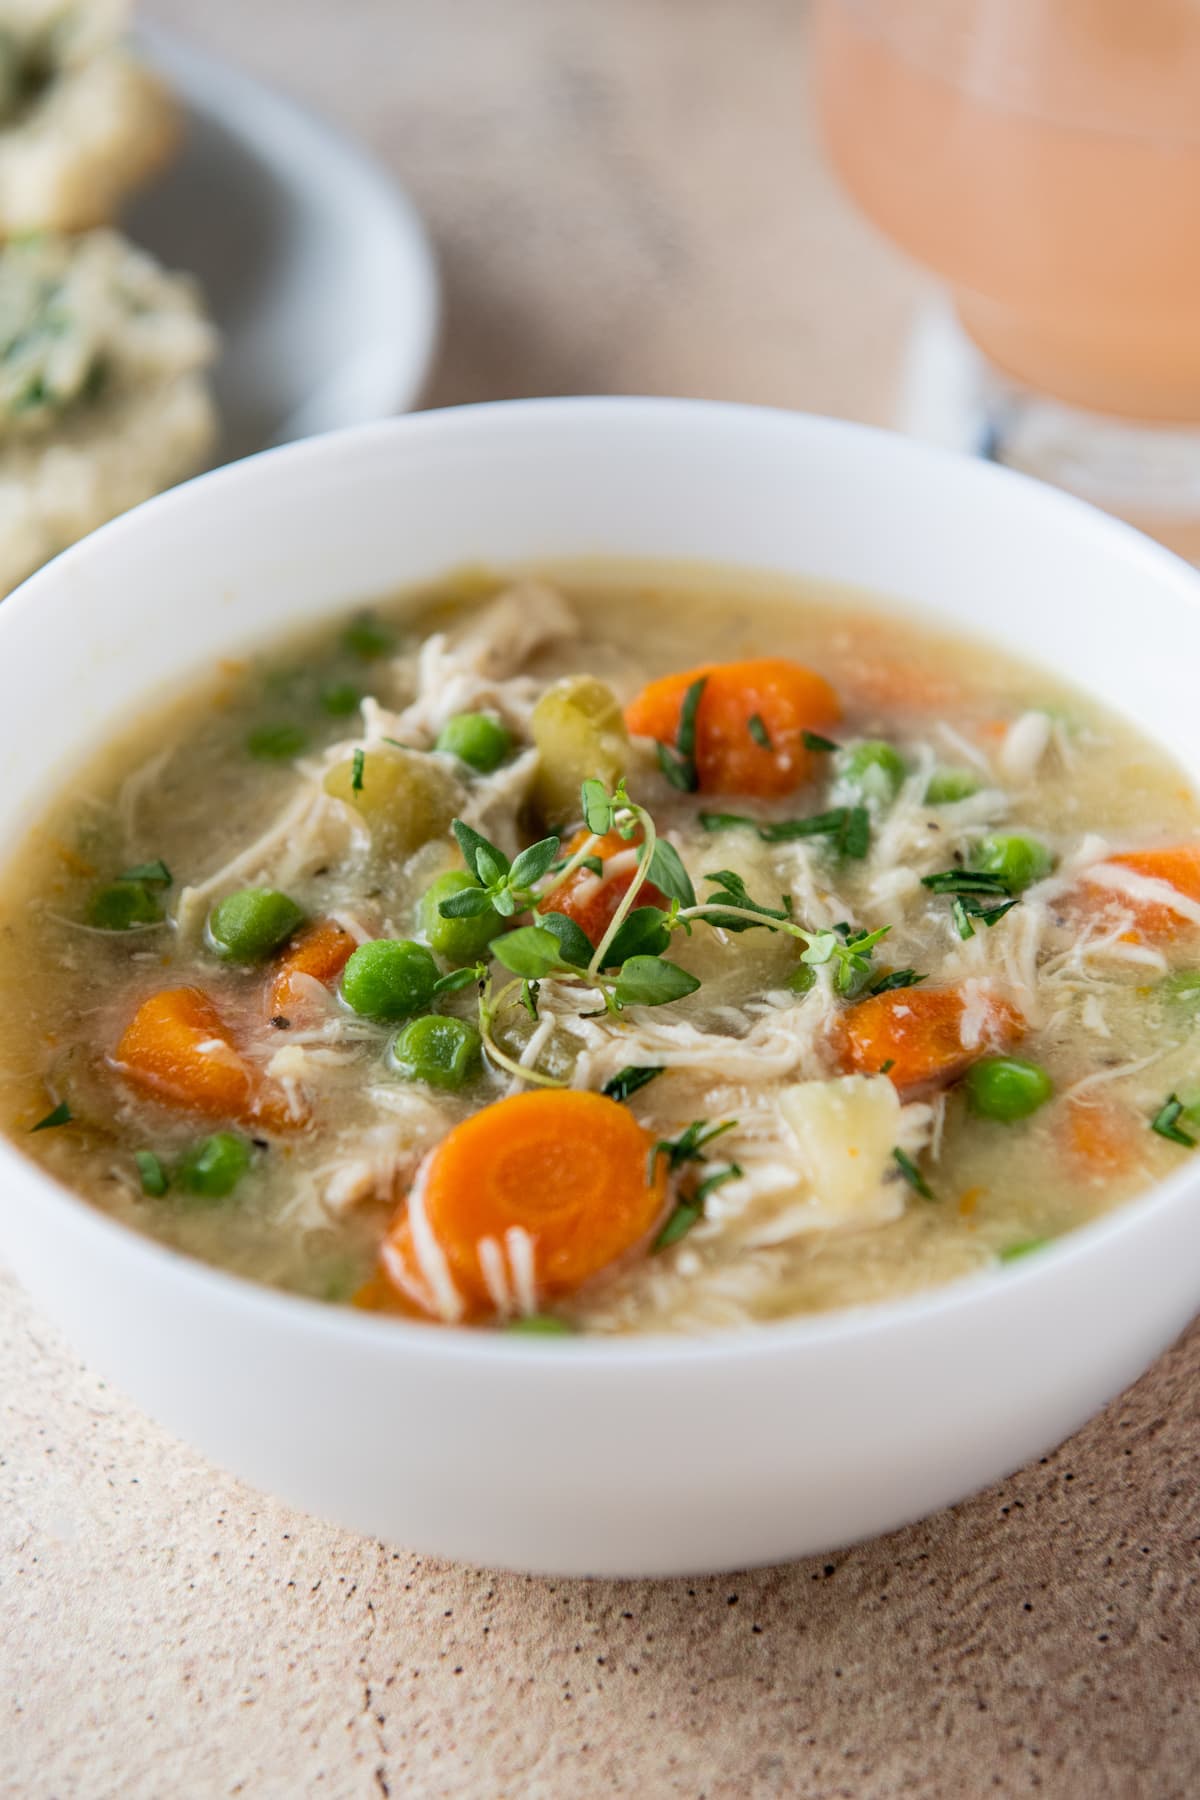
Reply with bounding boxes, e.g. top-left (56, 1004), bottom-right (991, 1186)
top-left (833, 983), bottom-right (1024, 1094)
top-left (624, 658), bottom-right (840, 797)
top-left (538, 827), bottom-right (667, 948)
top-left (114, 986), bottom-right (299, 1130)
top-left (381, 1090), bottom-right (668, 1320)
